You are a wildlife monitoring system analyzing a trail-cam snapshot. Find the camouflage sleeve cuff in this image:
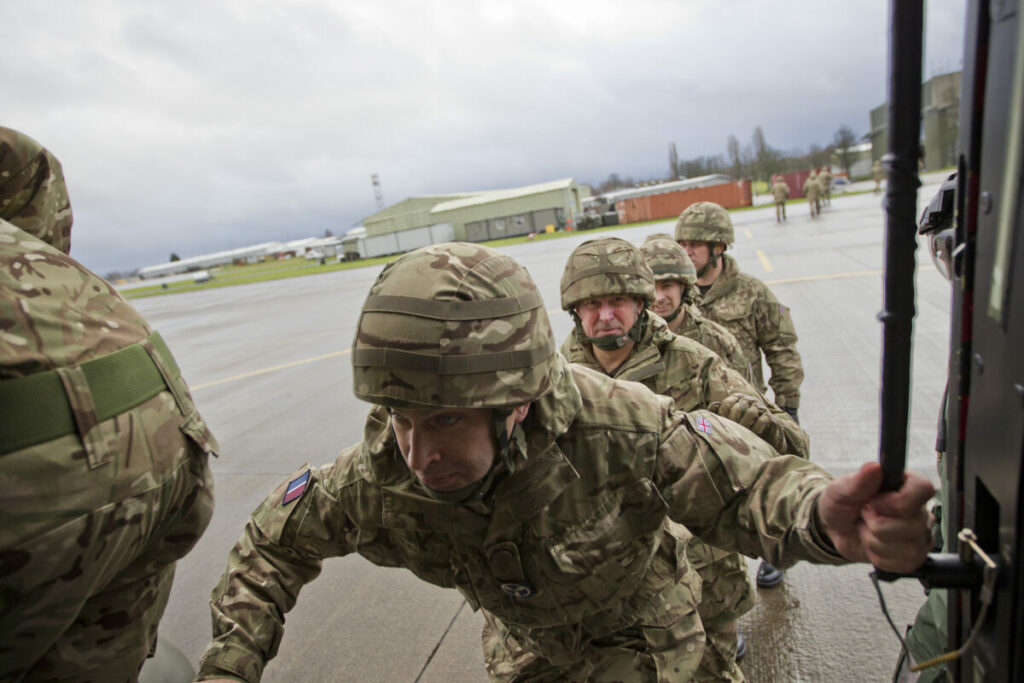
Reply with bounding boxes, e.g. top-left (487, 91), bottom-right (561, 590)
top-left (196, 641), bottom-right (265, 683)
top-left (801, 492), bottom-right (846, 565)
